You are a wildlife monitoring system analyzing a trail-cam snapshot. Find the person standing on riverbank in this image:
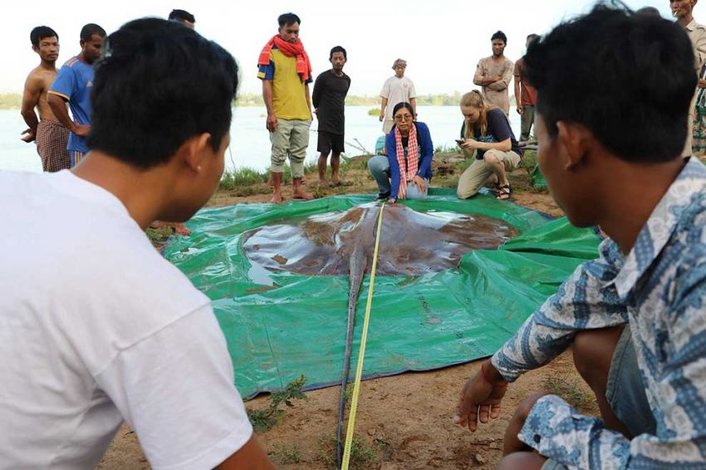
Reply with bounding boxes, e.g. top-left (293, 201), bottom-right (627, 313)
top-left (672, 0), bottom-right (706, 156)
top-left (379, 59), bottom-right (417, 136)
top-left (21, 26), bottom-right (71, 172)
top-left (258, 12), bottom-right (314, 203)
top-left (513, 34), bottom-right (539, 143)
top-left (474, 31), bottom-right (514, 115)
top-left (168, 9), bottom-right (195, 29)
top-left (48, 23), bottom-right (105, 167)
top-left (312, 45), bottom-right (351, 187)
